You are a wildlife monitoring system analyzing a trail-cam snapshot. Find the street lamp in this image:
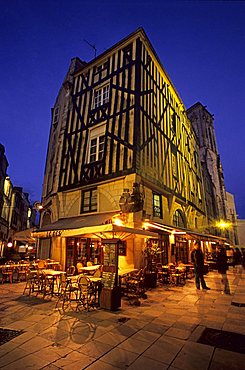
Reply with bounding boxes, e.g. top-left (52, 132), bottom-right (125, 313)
top-left (215, 220), bottom-right (232, 229)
